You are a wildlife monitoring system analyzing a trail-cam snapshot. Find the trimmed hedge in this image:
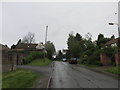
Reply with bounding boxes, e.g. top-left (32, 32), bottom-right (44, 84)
top-left (23, 52), bottom-right (44, 64)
